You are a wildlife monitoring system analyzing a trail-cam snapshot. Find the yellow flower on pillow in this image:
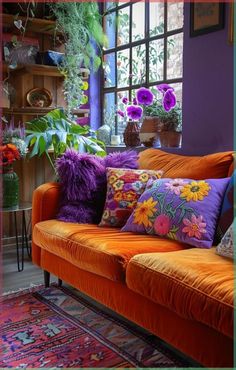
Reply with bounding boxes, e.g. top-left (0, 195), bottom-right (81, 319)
top-left (180, 180), bottom-right (211, 202)
top-left (109, 174), bottom-right (118, 184)
top-left (133, 197), bottom-right (157, 227)
top-left (113, 179), bottom-right (124, 191)
top-left (139, 173), bottom-right (149, 182)
top-left (122, 190), bottom-right (137, 201)
top-left (114, 191), bottom-right (123, 202)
